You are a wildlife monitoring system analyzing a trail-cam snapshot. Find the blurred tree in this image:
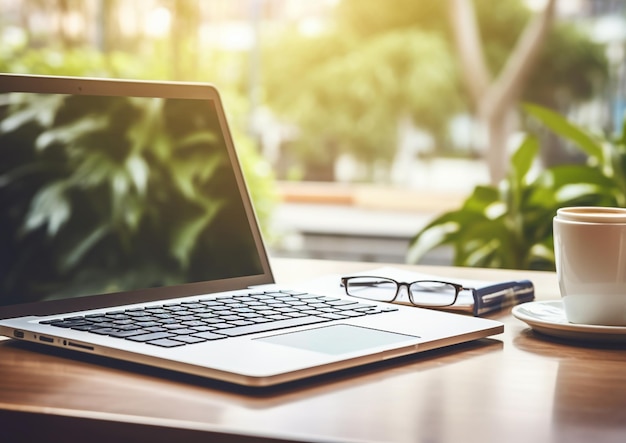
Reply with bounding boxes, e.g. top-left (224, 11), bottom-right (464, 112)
top-left (168, 0), bottom-right (201, 81)
top-left (262, 0), bottom-right (607, 182)
top-left (263, 21), bottom-right (459, 180)
top-left (336, 0), bottom-right (607, 110)
top-left (524, 23), bottom-right (609, 110)
top-left (334, 0), bottom-right (447, 36)
top-left (450, 0), bottom-right (557, 184)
